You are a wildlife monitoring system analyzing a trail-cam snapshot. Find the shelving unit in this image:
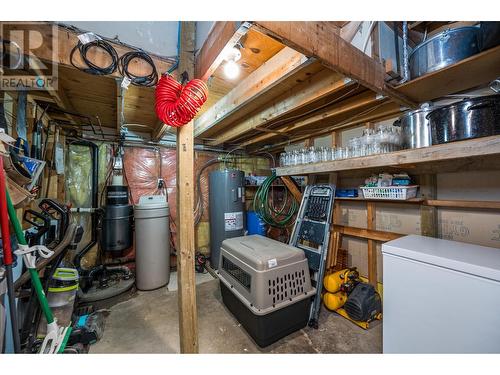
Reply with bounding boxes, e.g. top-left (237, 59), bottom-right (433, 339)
top-left (395, 45), bottom-right (500, 103)
top-left (275, 135), bottom-right (500, 287)
top-left (335, 196), bottom-right (423, 203)
top-left (274, 136), bottom-right (500, 176)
